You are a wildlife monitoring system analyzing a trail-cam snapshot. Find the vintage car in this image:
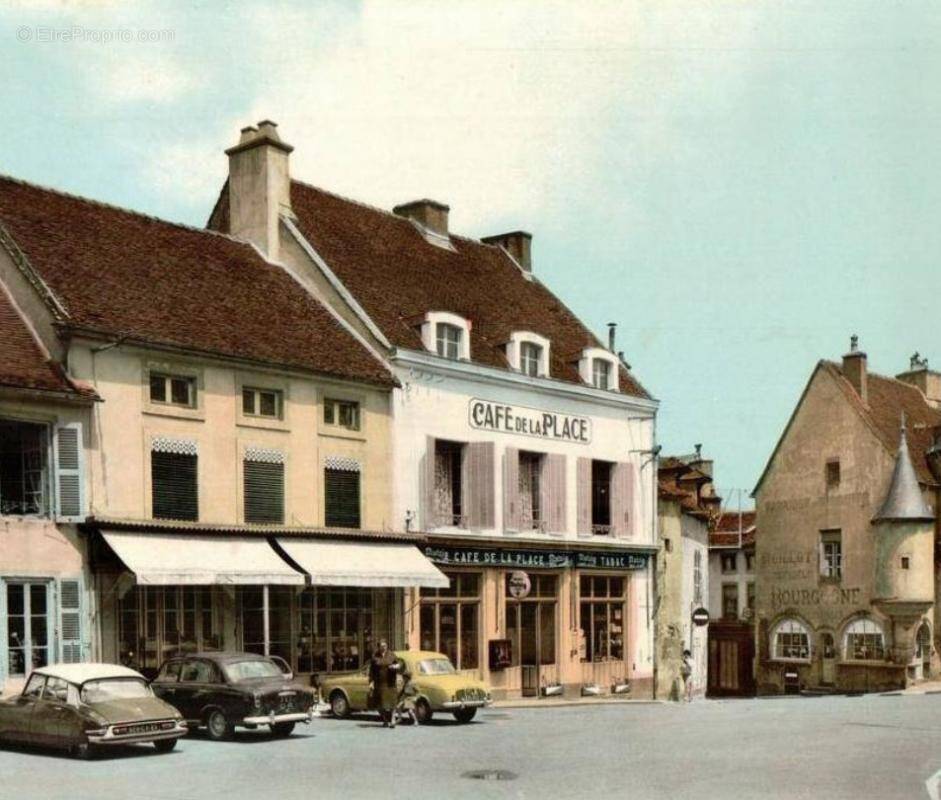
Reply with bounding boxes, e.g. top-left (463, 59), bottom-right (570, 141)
top-left (151, 652), bottom-right (315, 740)
top-left (0, 663), bottom-right (186, 758)
top-left (320, 650), bottom-right (491, 724)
